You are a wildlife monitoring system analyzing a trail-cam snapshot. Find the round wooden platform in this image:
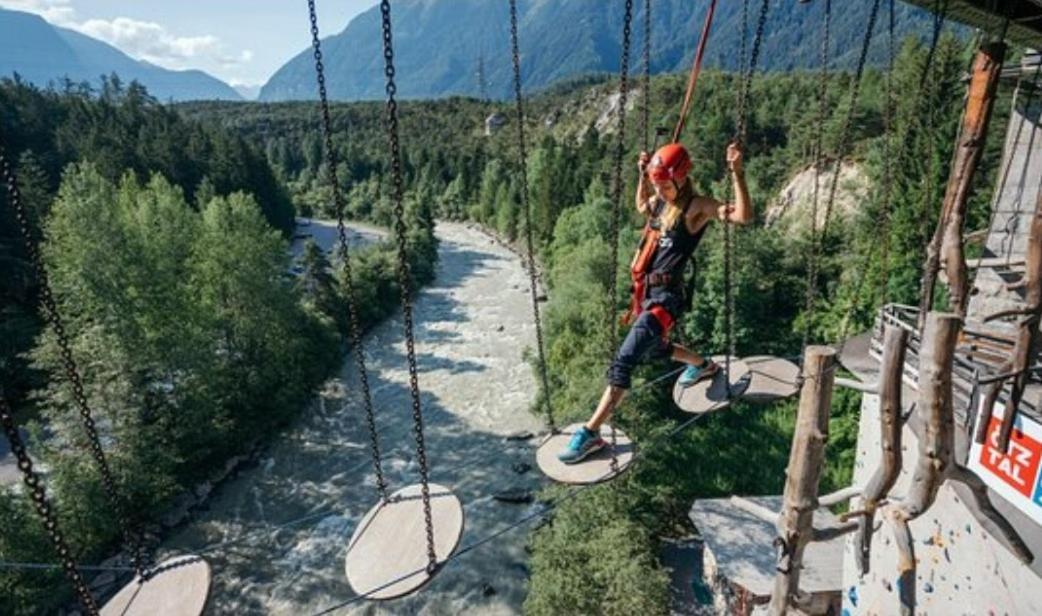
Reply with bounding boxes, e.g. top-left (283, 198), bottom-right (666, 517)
top-left (672, 355), bottom-right (751, 415)
top-left (740, 355), bottom-right (801, 402)
top-left (100, 555), bottom-right (211, 616)
top-left (345, 483), bottom-right (464, 600)
top-left (535, 422), bottom-right (635, 485)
